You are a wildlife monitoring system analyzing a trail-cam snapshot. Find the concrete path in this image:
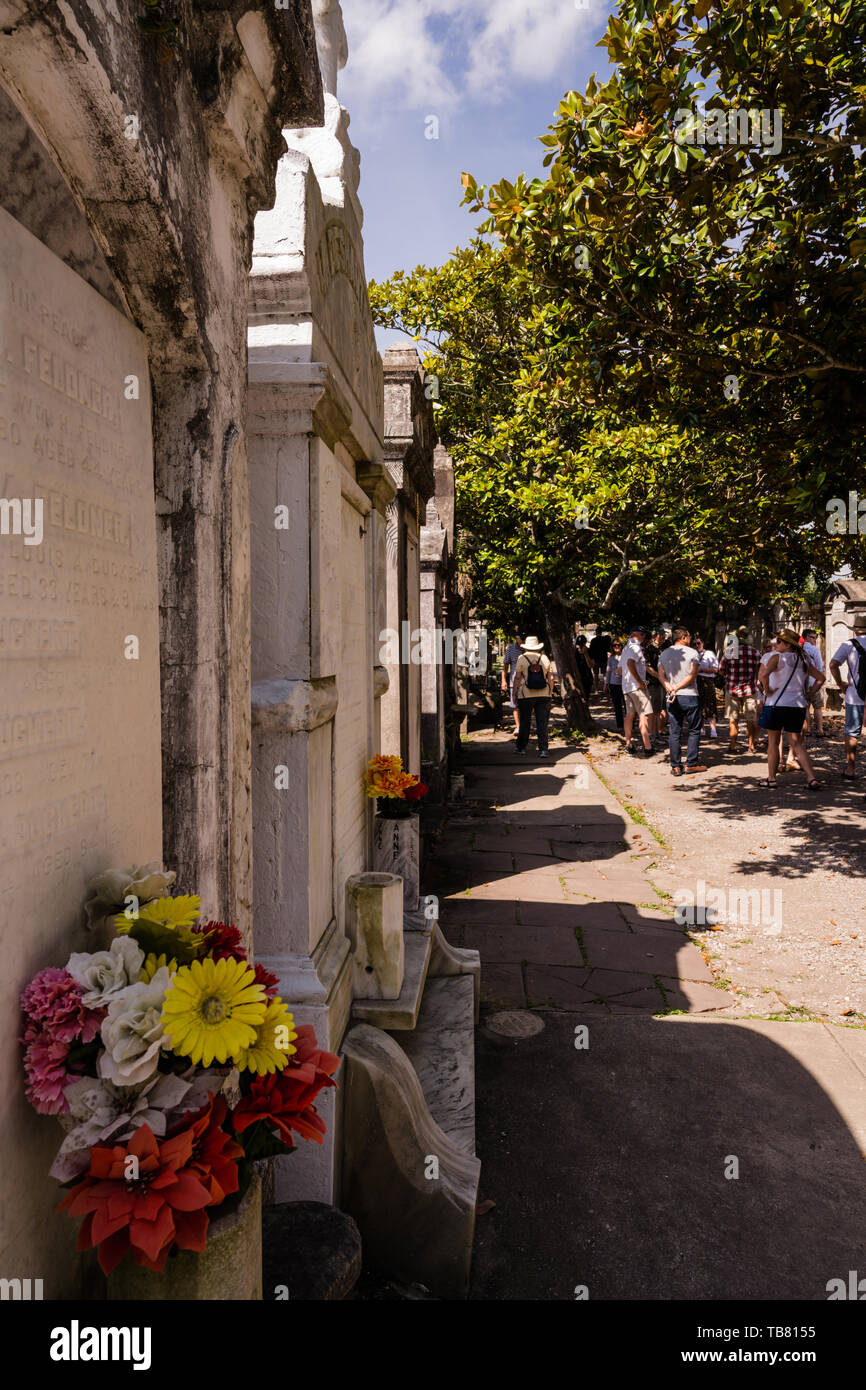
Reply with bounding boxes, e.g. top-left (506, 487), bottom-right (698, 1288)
top-left (427, 732), bottom-right (866, 1300)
